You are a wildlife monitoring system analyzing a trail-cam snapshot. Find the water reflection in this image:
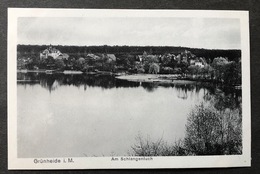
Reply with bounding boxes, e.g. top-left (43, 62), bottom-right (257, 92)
top-left (17, 72), bottom-right (241, 157)
top-left (17, 72), bottom-right (240, 100)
